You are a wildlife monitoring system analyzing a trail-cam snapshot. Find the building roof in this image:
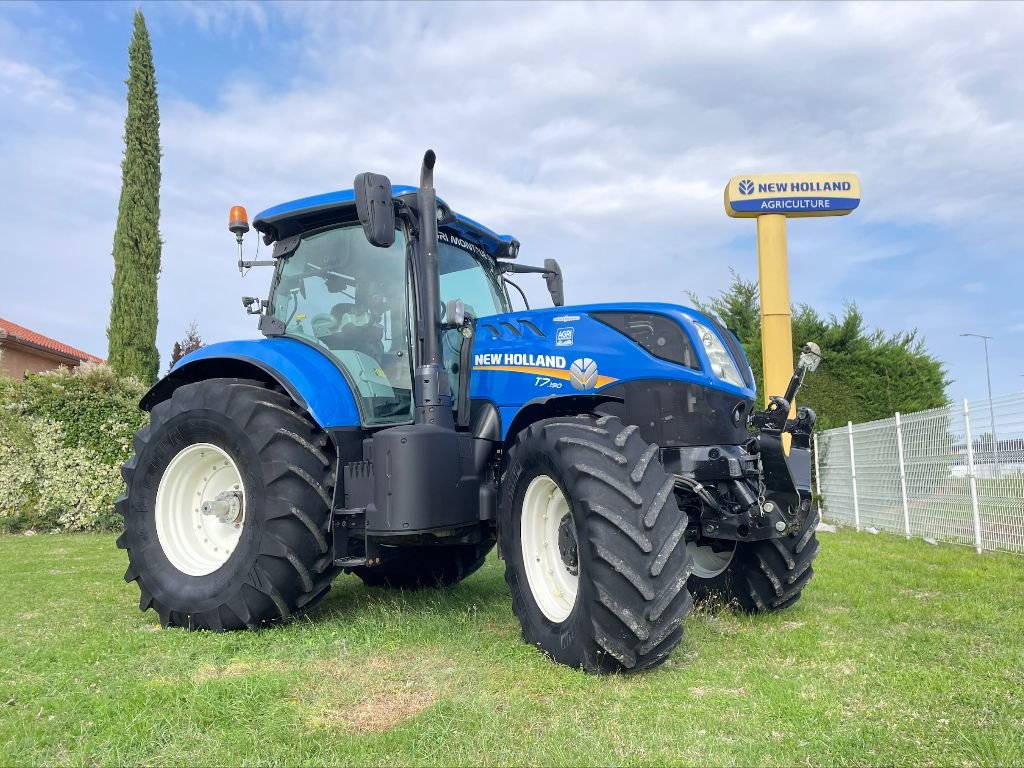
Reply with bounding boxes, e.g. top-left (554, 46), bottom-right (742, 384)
top-left (0, 317), bottom-right (104, 364)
